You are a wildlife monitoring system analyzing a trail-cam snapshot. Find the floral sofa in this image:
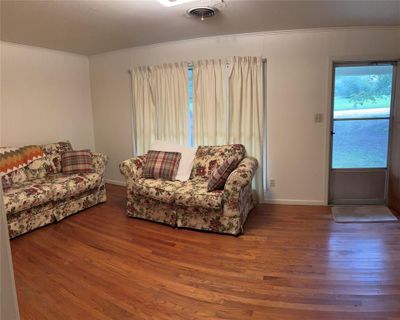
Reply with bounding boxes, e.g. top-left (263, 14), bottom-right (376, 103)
top-left (120, 144), bottom-right (258, 235)
top-left (2, 141), bottom-right (108, 238)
